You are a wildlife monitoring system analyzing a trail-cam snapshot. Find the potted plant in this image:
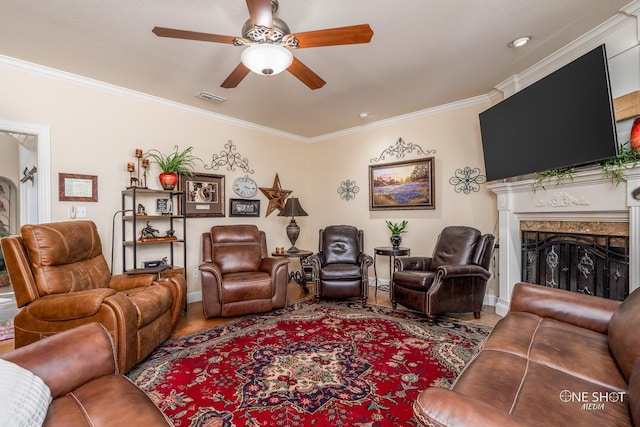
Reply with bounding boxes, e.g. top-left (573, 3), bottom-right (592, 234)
top-left (144, 145), bottom-right (201, 190)
top-left (385, 219), bottom-right (408, 249)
